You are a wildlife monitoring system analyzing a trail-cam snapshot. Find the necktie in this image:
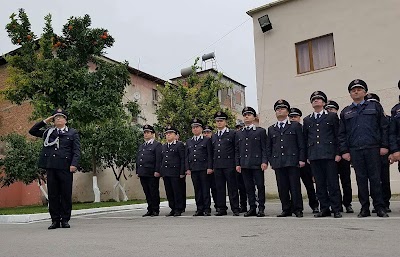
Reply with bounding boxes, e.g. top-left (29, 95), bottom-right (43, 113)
top-left (279, 122), bottom-right (284, 131)
top-left (317, 113), bottom-right (321, 120)
top-left (57, 129), bottom-right (62, 135)
top-left (218, 131), bottom-right (222, 137)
